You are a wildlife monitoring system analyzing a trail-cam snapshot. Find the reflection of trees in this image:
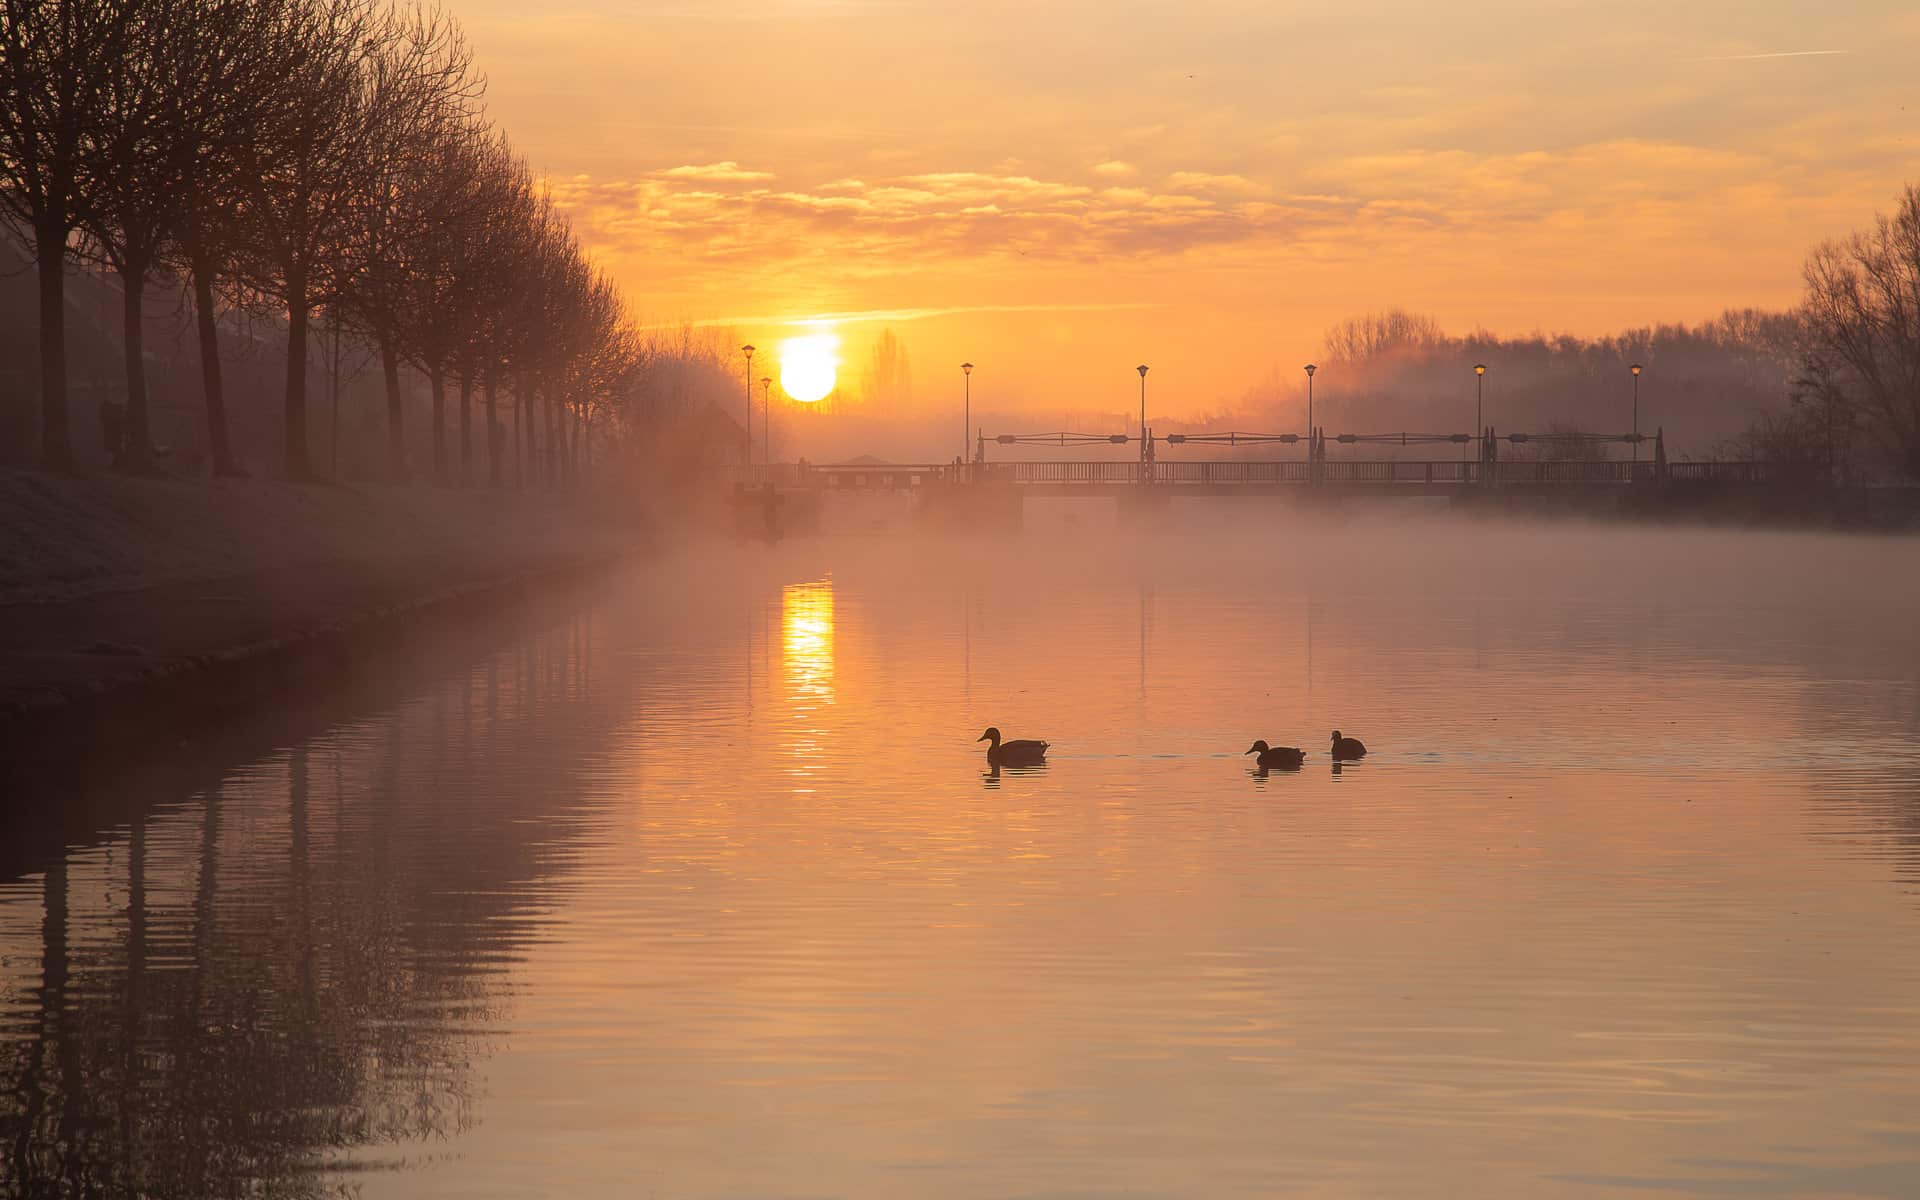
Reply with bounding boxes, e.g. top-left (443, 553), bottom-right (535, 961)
top-left (0, 611), bottom-right (625, 1198)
